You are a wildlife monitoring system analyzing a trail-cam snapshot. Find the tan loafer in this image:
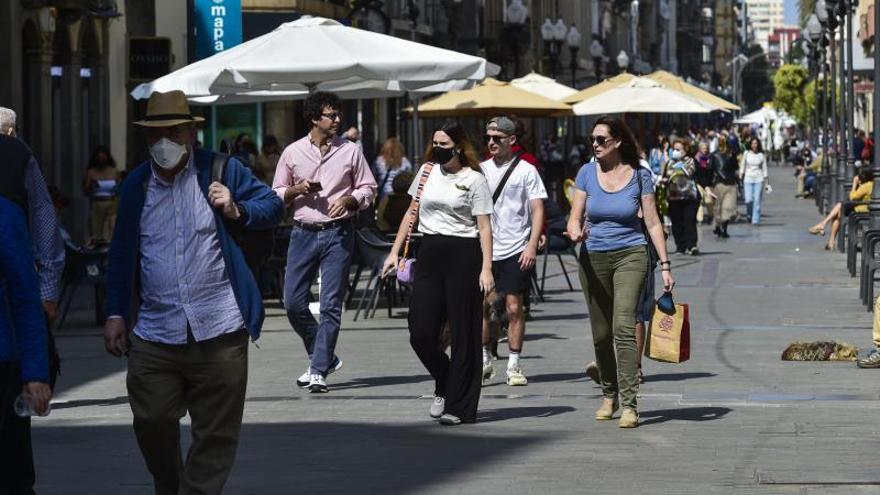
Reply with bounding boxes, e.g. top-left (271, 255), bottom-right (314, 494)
top-left (595, 398), bottom-right (619, 420)
top-left (618, 407), bottom-right (639, 428)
